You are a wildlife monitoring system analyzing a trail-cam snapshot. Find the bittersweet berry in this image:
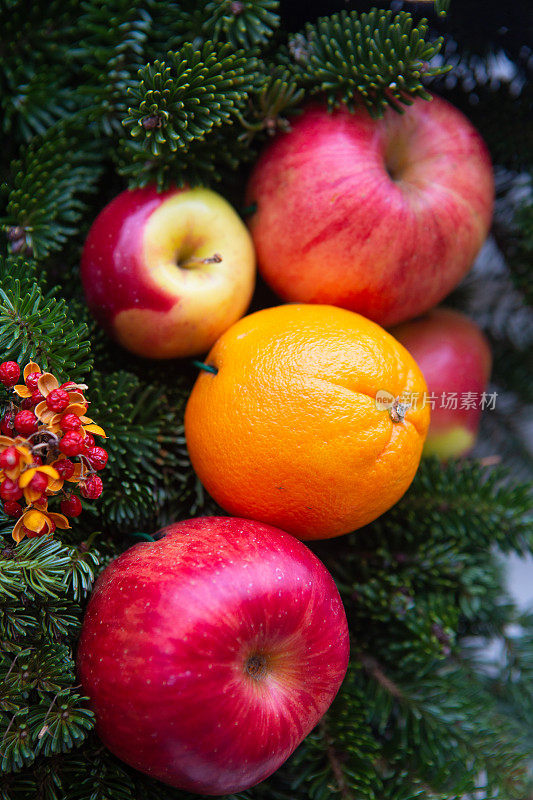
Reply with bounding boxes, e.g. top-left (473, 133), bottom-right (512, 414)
top-left (53, 459), bottom-right (75, 480)
top-left (29, 472), bottom-right (48, 495)
top-left (25, 371), bottom-right (41, 391)
top-left (86, 446), bottom-right (108, 470)
top-left (1, 411), bottom-right (16, 437)
top-left (59, 431), bottom-right (85, 456)
top-left (0, 361), bottom-right (20, 387)
top-left (0, 446), bottom-right (20, 470)
top-left (61, 494), bottom-right (82, 517)
top-left (81, 475), bottom-right (103, 499)
top-left (46, 388), bottom-right (70, 413)
top-left (83, 433), bottom-right (95, 450)
top-left (21, 390), bottom-right (45, 409)
top-left (60, 413), bottom-right (82, 432)
top-left (3, 500), bottom-right (22, 517)
top-left (14, 410), bottom-right (38, 435)
top-left (31, 390), bottom-right (45, 405)
top-left (0, 478), bottom-right (23, 502)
